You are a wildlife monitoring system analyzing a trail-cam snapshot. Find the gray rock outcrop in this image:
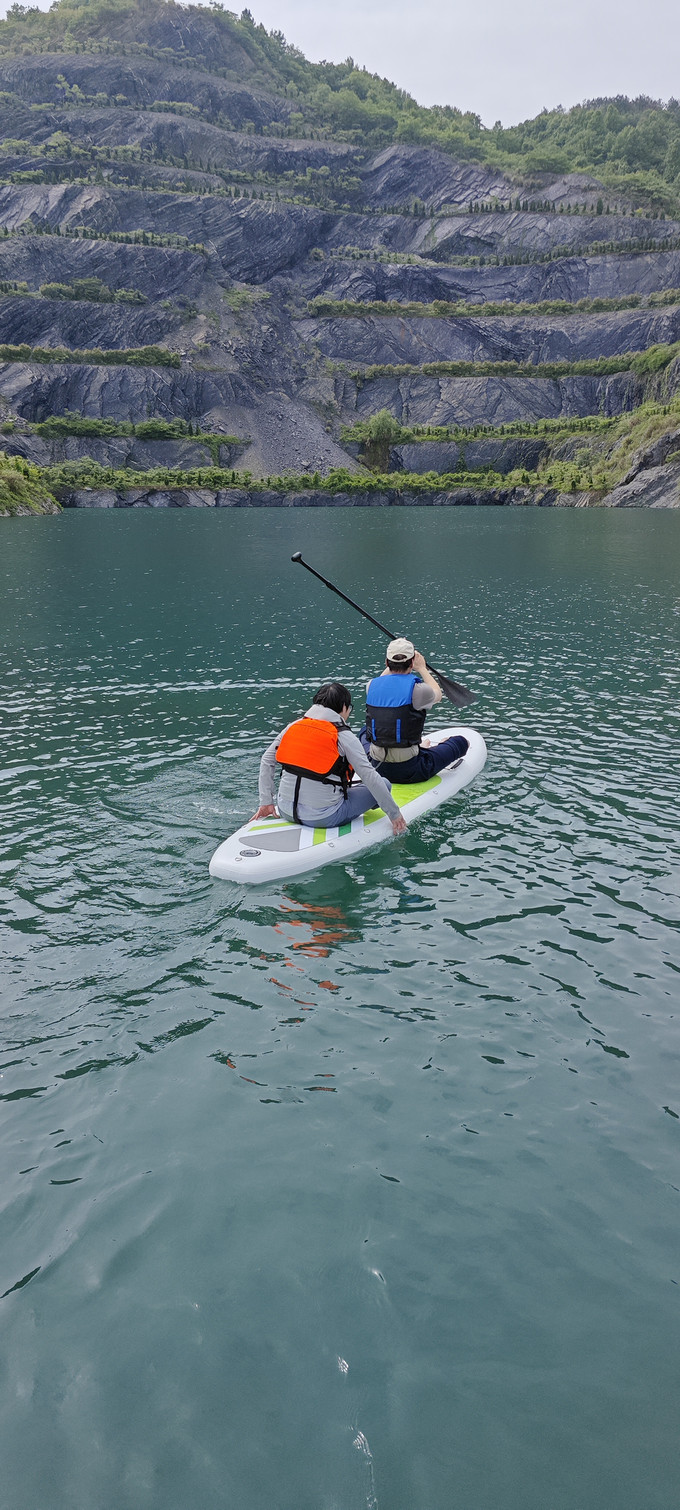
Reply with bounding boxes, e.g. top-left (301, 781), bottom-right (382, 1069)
top-left (0, 1), bottom-right (679, 508)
